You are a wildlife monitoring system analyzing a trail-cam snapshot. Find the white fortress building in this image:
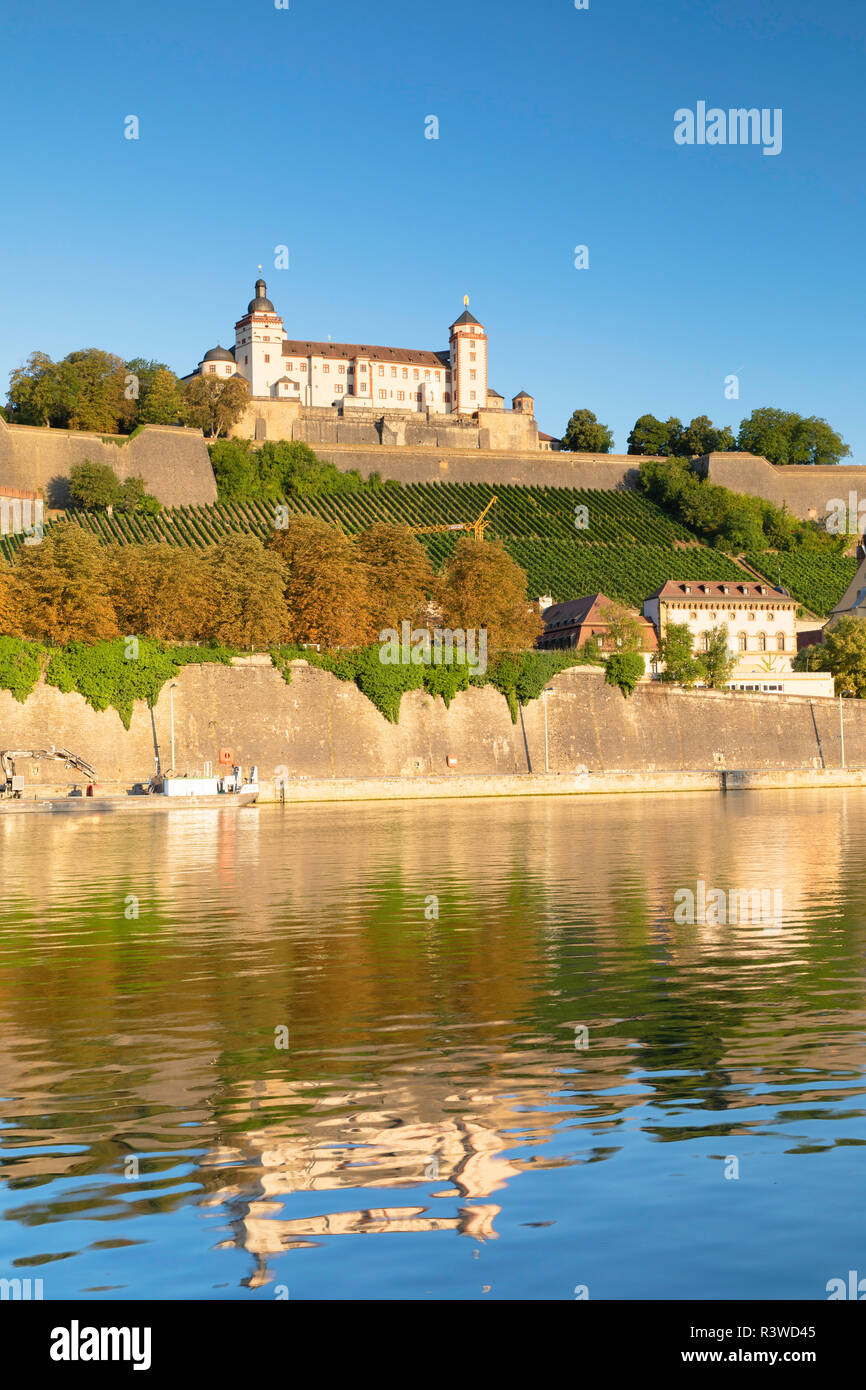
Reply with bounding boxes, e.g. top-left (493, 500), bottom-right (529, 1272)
top-left (187, 278), bottom-right (536, 420)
